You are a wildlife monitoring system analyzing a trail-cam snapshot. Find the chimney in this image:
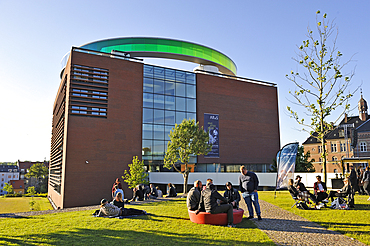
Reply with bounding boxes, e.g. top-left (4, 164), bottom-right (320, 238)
top-left (344, 113), bottom-right (348, 123)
